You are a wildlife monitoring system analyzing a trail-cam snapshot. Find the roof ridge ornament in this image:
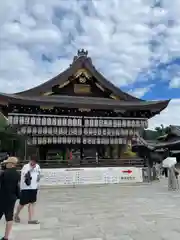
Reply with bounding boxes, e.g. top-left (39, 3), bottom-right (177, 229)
top-left (73, 49), bottom-right (88, 62)
top-left (77, 49), bottom-right (88, 57)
